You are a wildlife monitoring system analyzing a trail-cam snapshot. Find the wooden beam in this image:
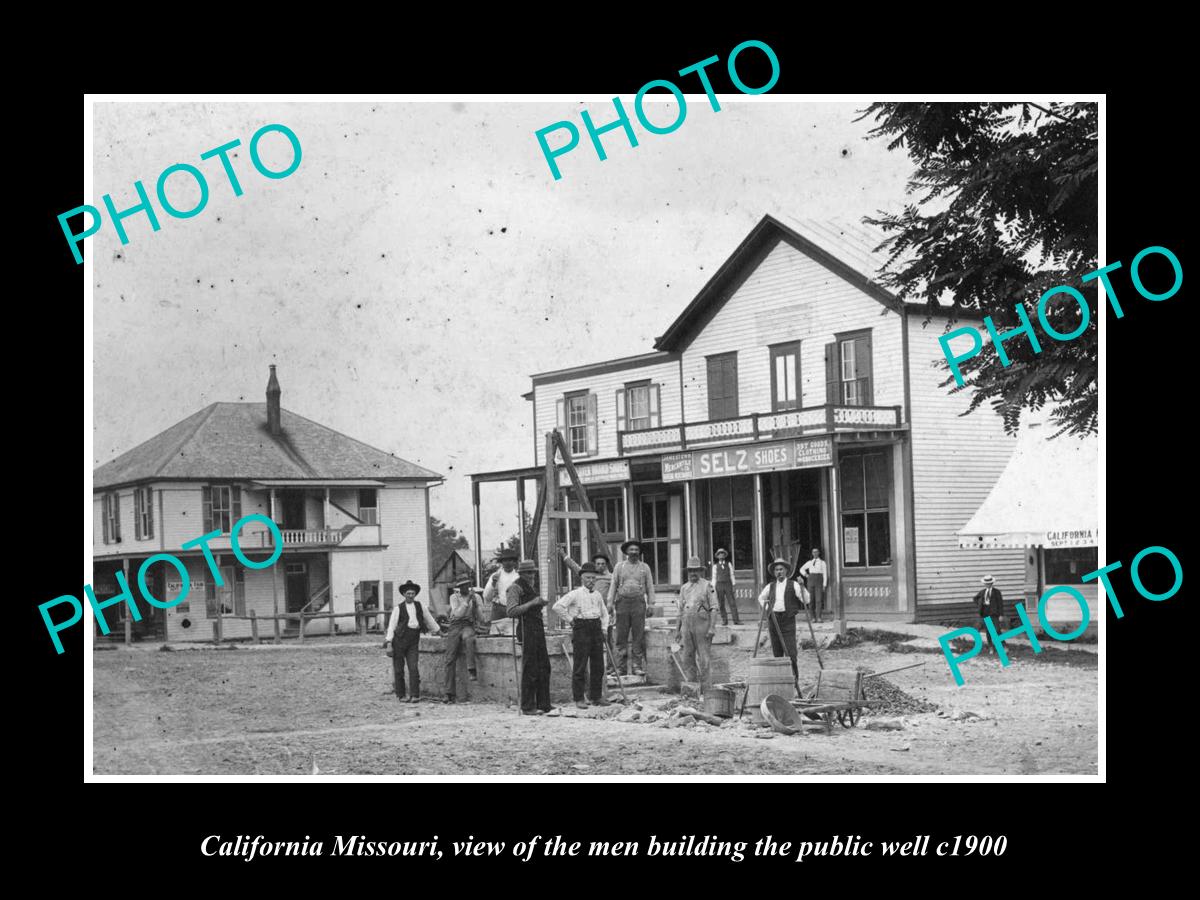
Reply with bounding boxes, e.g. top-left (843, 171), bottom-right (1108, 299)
top-left (546, 509), bottom-right (599, 520)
